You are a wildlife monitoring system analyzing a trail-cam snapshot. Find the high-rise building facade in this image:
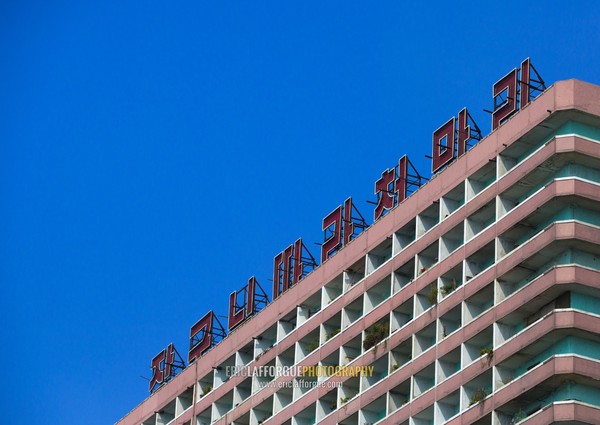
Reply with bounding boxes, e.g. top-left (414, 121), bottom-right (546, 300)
top-left (117, 78), bottom-right (600, 425)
